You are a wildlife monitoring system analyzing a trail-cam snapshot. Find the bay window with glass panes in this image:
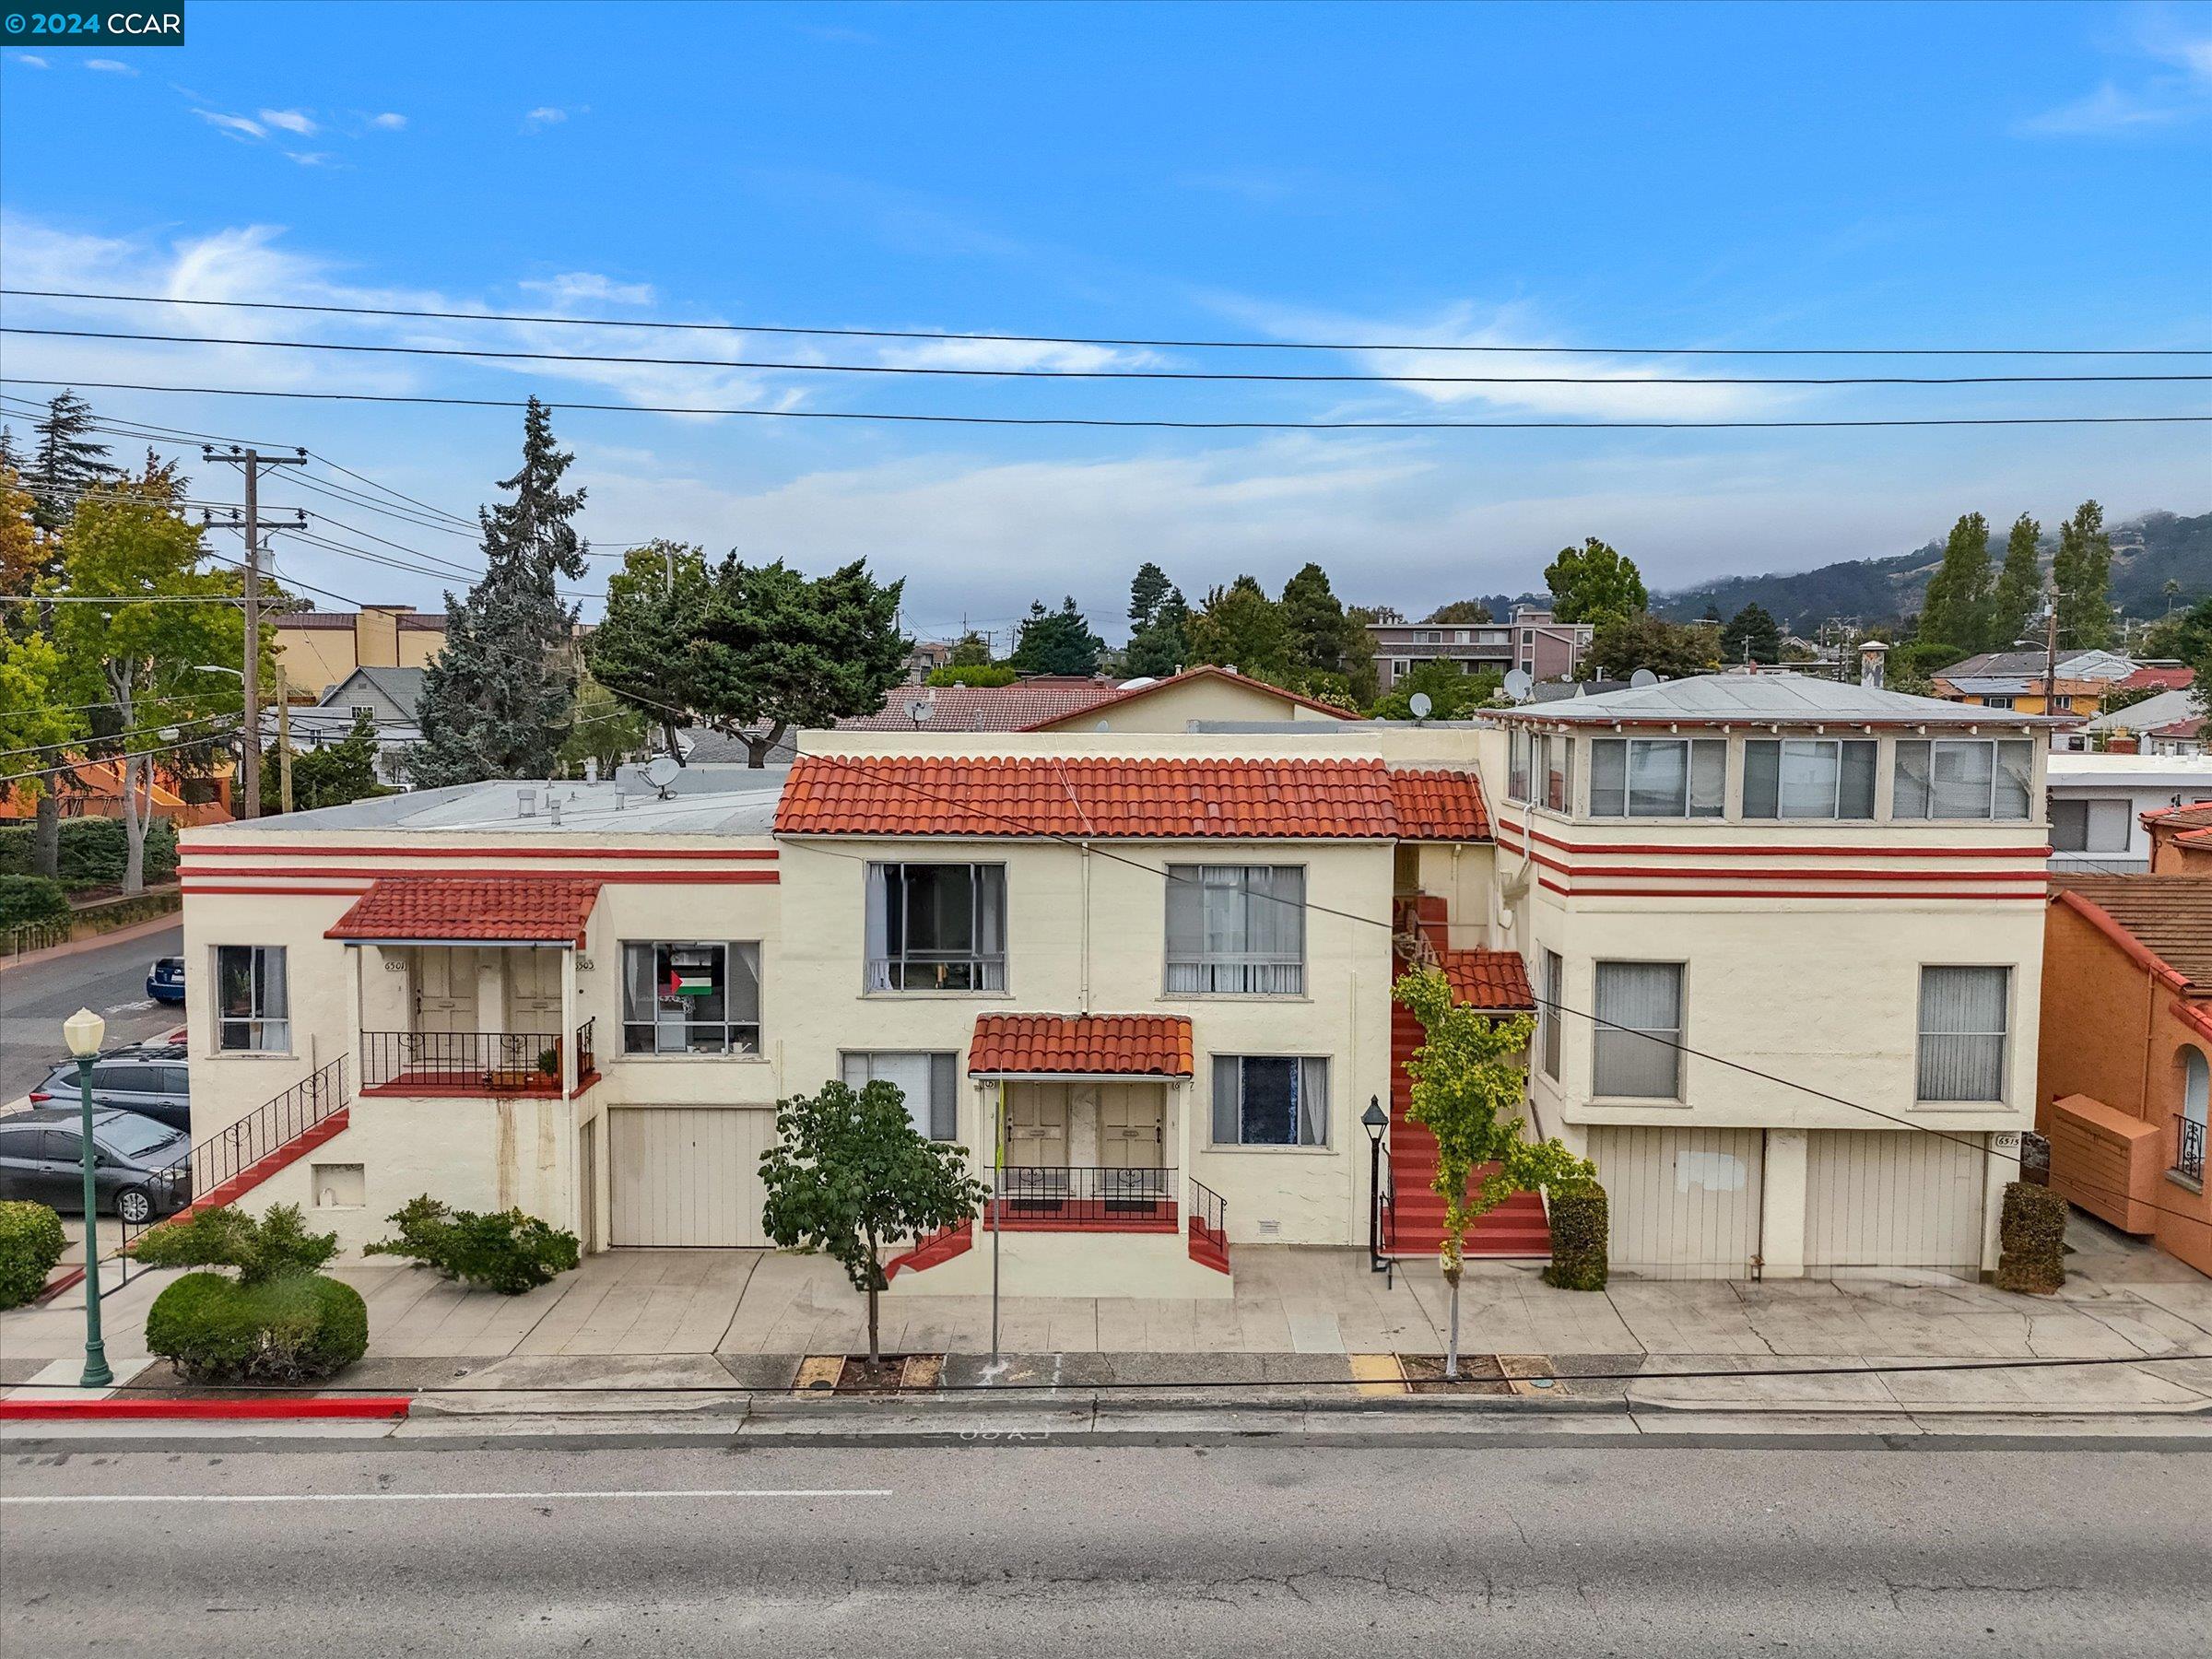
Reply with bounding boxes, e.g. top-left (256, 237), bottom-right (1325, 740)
top-left (1743, 738), bottom-right (1877, 820)
top-left (1892, 739), bottom-right (2034, 821)
top-left (1589, 737), bottom-right (1725, 819)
